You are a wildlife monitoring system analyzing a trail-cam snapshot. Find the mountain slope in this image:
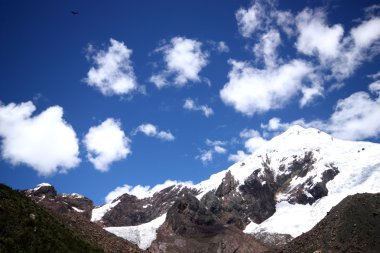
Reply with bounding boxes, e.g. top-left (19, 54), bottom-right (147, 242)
top-left (92, 125), bottom-right (380, 250)
top-left (0, 183), bottom-right (103, 253)
top-left (23, 183), bottom-right (144, 253)
top-left (278, 193), bottom-right (380, 253)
